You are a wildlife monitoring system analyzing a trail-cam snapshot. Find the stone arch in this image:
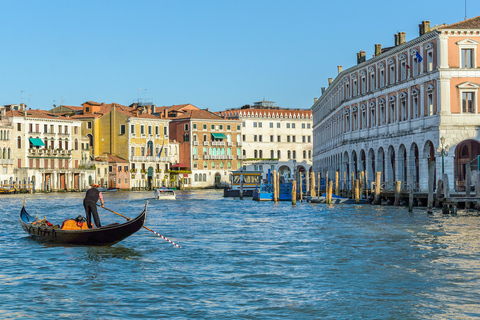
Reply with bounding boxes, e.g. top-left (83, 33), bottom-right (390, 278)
top-left (377, 147), bottom-right (385, 182)
top-left (387, 145), bottom-right (396, 183)
top-left (367, 148), bottom-right (375, 183)
top-left (409, 143), bottom-right (420, 189)
top-left (454, 139), bottom-right (480, 190)
top-left (398, 144), bottom-right (407, 184)
top-left (343, 151), bottom-right (350, 181)
top-left (423, 140), bottom-right (436, 189)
